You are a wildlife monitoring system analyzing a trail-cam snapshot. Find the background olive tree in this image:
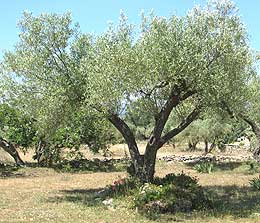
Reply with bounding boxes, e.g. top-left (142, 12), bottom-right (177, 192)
top-left (175, 117), bottom-right (232, 153)
top-left (0, 103), bottom-right (35, 165)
